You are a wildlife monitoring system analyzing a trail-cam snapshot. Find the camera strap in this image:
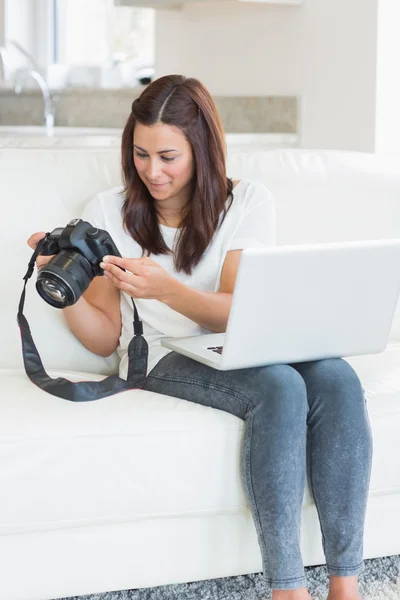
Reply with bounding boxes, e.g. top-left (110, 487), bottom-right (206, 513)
top-left (17, 238), bottom-right (149, 401)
